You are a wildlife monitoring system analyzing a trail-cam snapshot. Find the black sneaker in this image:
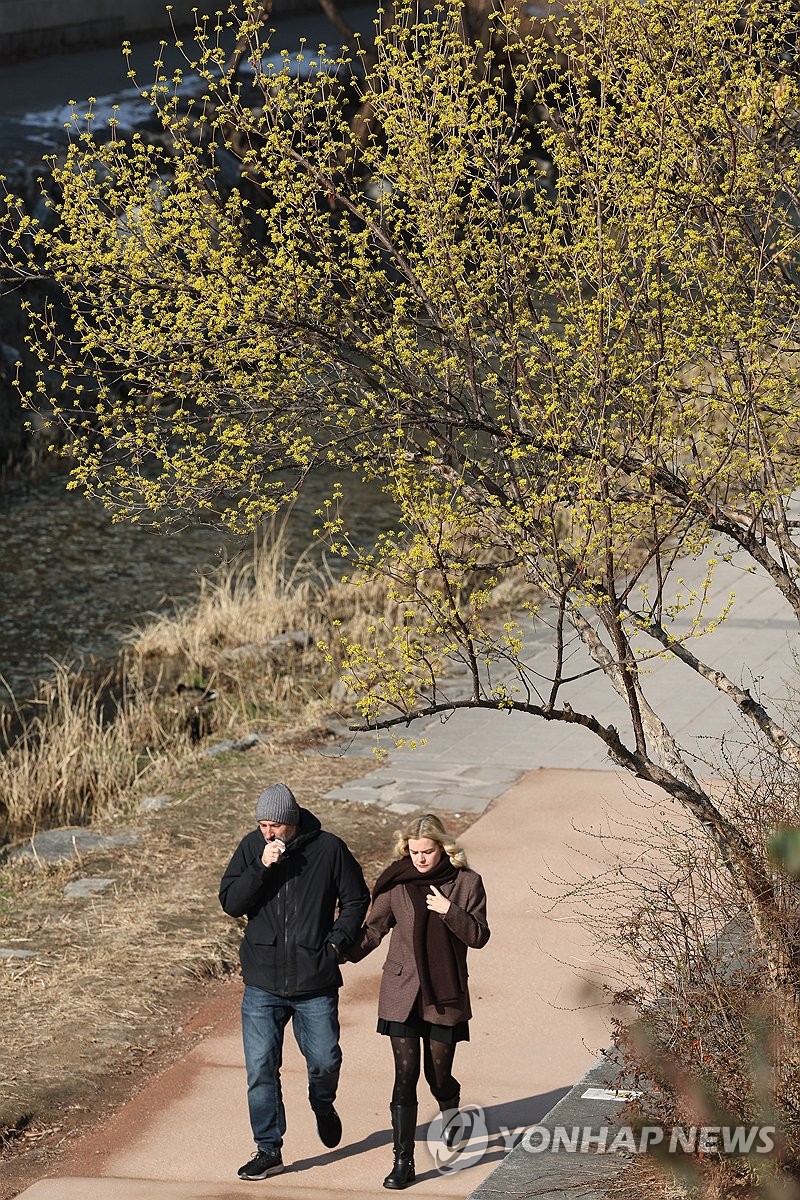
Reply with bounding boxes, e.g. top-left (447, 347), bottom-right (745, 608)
top-left (315, 1105), bottom-right (343, 1148)
top-left (237, 1148), bottom-right (284, 1180)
